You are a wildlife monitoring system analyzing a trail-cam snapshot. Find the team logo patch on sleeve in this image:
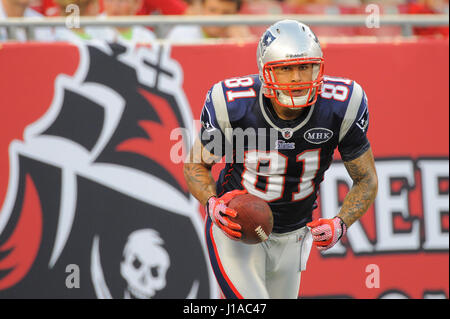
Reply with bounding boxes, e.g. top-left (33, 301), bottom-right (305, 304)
top-left (356, 107), bottom-right (369, 132)
top-left (200, 106), bottom-right (217, 133)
